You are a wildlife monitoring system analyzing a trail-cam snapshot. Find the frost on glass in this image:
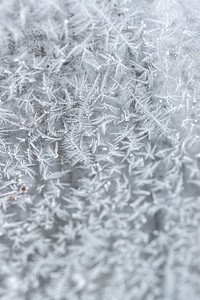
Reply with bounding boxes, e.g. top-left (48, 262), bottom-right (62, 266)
top-left (0, 0), bottom-right (200, 299)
